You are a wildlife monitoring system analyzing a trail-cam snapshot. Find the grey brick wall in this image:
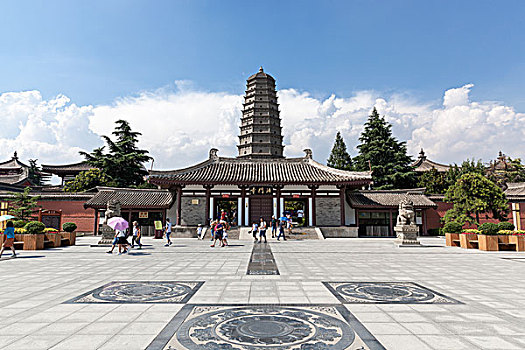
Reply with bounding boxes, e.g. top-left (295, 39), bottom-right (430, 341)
top-left (316, 197), bottom-right (341, 226)
top-left (181, 196), bottom-right (206, 226)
